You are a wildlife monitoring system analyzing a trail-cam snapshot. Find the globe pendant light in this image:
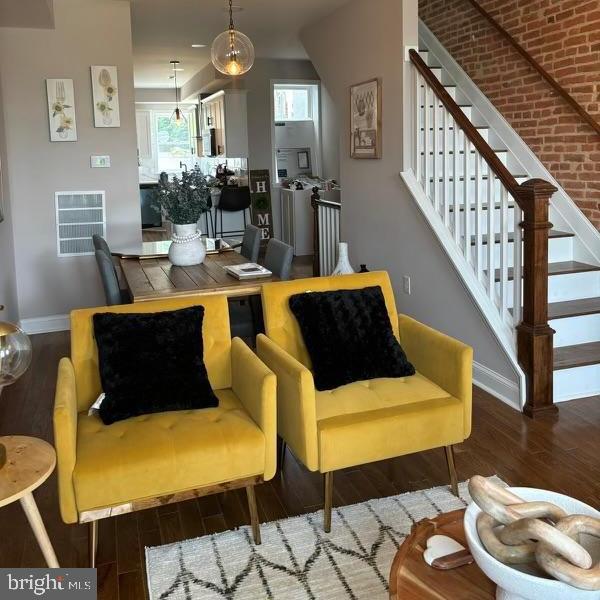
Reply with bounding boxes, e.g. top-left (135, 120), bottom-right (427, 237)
top-left (211, 0), bottom-right (254, 76)
top-left (169, 60), bottom-right (186, 127)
